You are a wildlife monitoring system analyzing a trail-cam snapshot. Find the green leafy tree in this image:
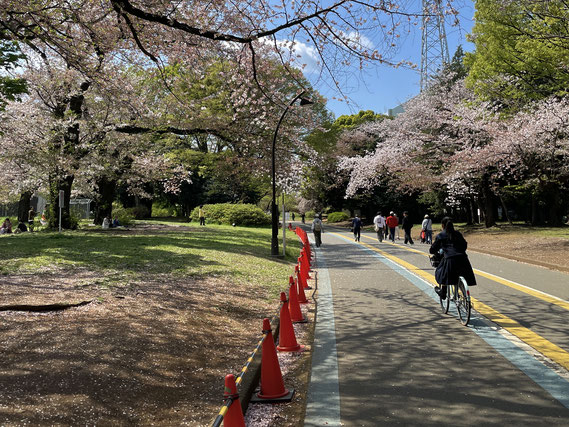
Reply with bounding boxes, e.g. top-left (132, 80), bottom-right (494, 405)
top-left (0, 36), bottom-right (27, 111)
top-left (302, 110), bottom-right (389, 213)
top-left (465, 0), bottom-right (569, 109)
